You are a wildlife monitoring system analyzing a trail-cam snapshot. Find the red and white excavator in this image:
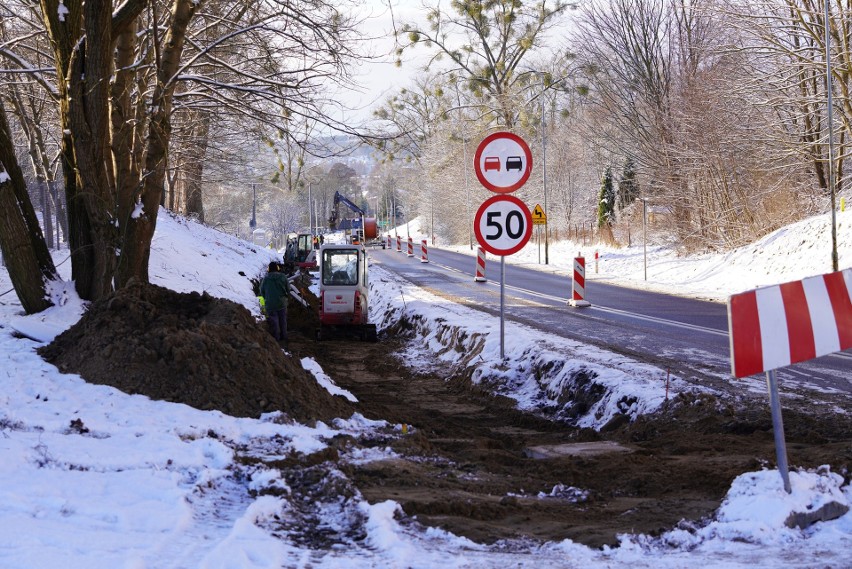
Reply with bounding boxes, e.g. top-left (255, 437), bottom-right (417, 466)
top-left (316, 243), bottom-right (377, 341)
top-left (316, 191), bottom-right (381, 341)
